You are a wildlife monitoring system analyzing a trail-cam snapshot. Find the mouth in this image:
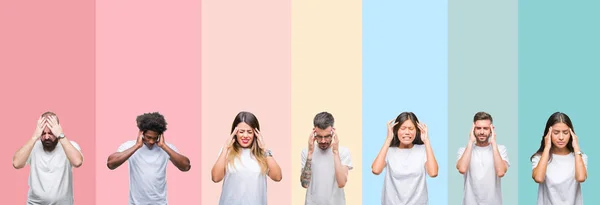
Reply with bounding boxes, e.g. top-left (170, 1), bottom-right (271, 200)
top-left (241, 139), bottom-right (250, 144)
top-left (401, 136), bottom-right (412, 140)
top-left (556, 142), bottom-right (566, 146)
